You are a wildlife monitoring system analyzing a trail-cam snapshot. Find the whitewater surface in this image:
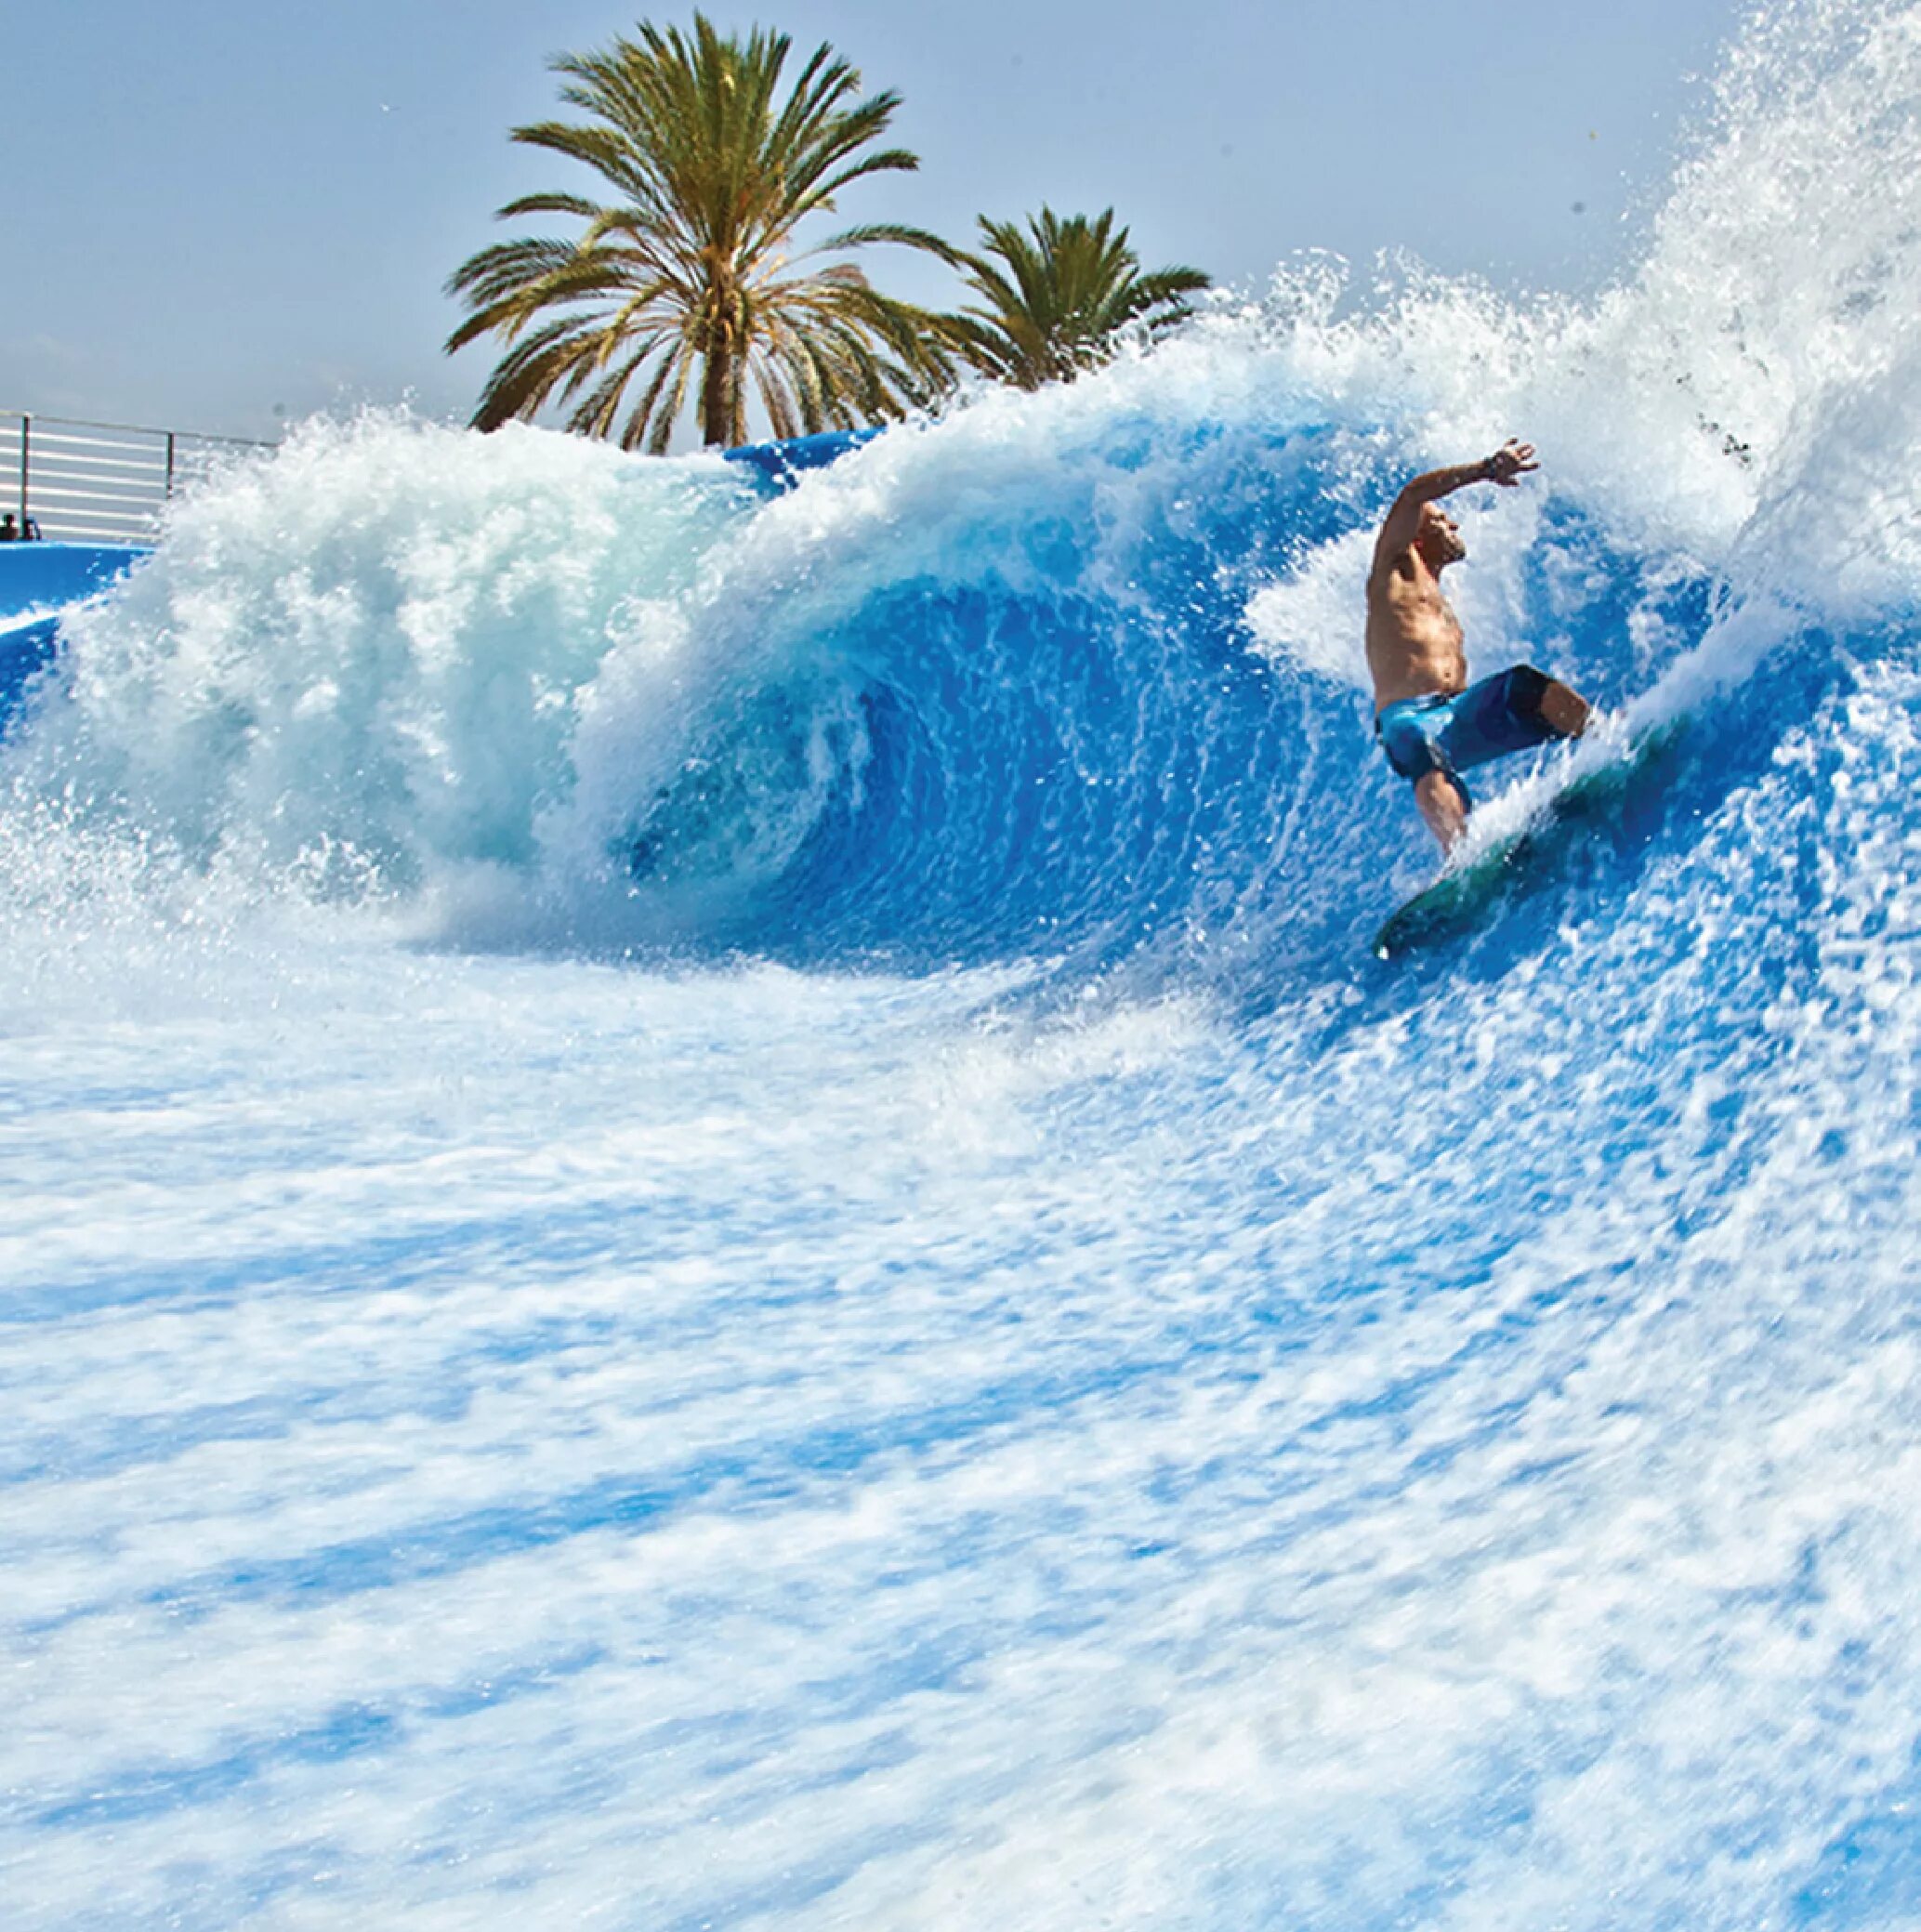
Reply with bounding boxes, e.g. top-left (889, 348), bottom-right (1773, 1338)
top-left (7, 4), bottom-right (1921, 1925)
